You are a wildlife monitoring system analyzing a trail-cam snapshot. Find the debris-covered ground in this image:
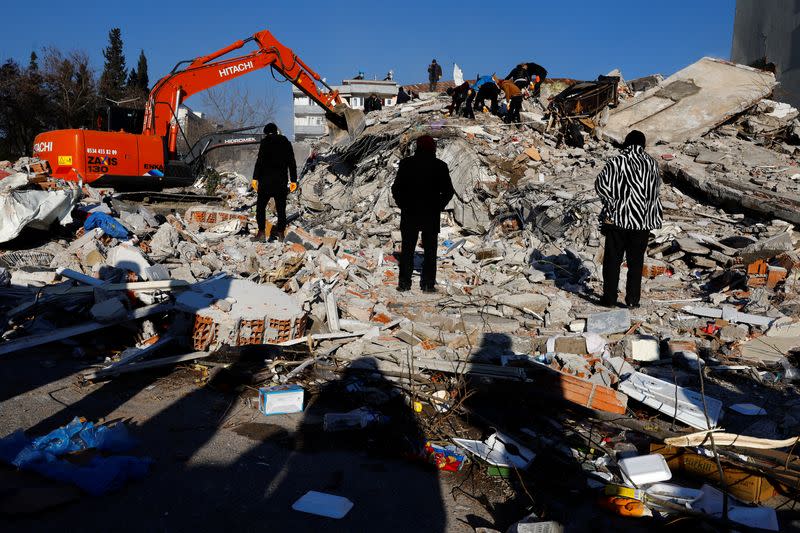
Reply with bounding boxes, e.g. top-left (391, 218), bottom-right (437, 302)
top-left (3, 57), bottom-right (800, 531)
